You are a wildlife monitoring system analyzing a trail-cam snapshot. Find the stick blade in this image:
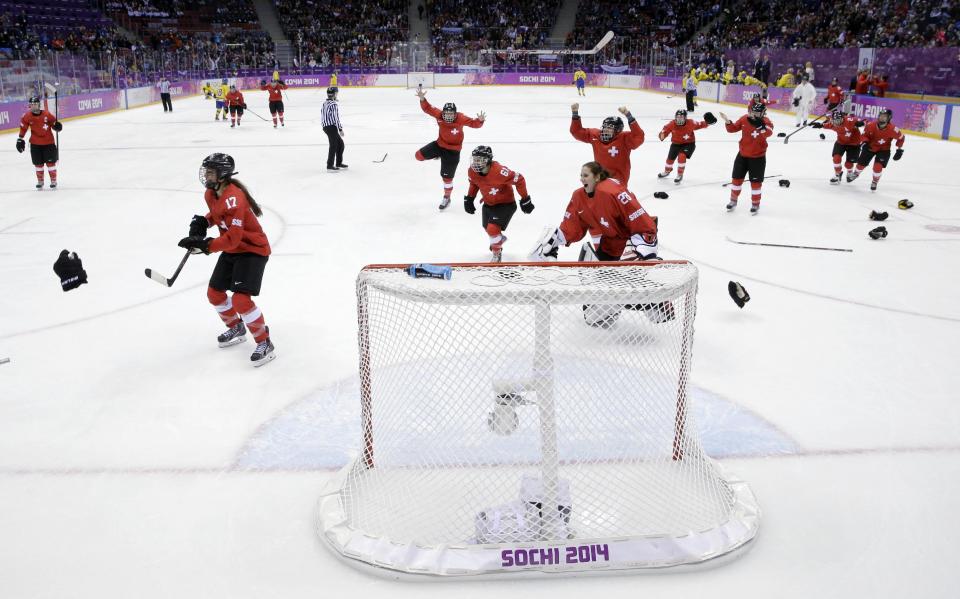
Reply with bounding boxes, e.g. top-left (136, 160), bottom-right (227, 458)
top-left (144, 268), bottom-right (171, 287)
